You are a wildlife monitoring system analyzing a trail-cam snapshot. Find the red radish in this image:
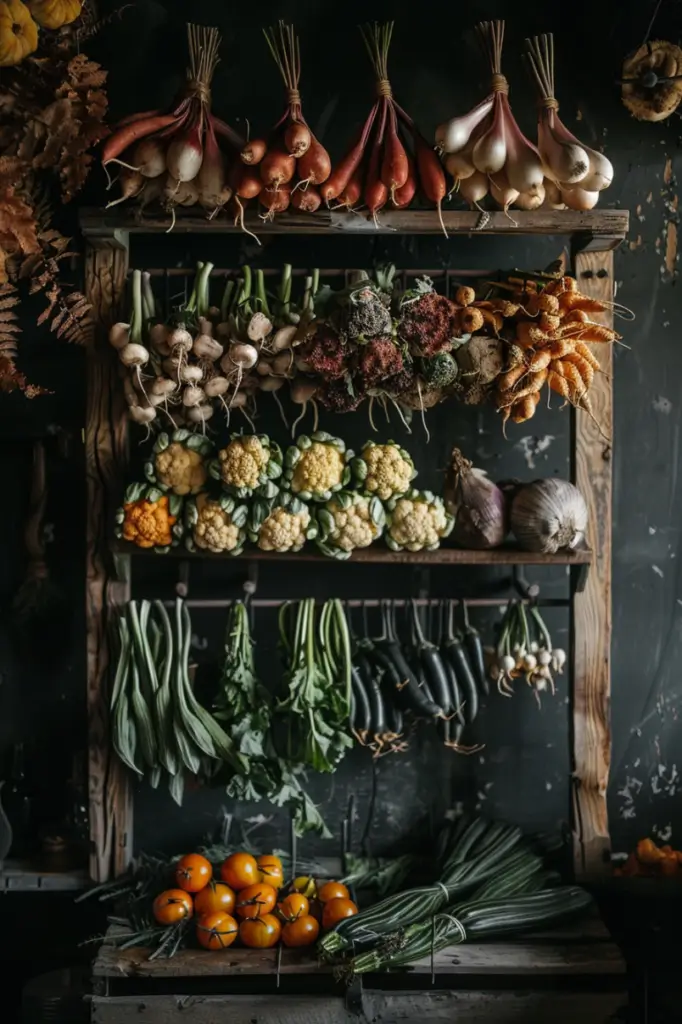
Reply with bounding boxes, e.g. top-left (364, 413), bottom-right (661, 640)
top-left (381, 106), bottom-right (409, 197)
top-left (296, 133), bottom-right (331, 186)
top-left (132, 136), bottom-right (167, 178)
top-left (415, 135), bottom-right (448, 236)
top-left (236, 169), bottom-right (264, 200)
top-left (284, 121), bottom-right (311, 158)
top-left (335, 167), bottom-right (364, 210)
top-left (364, 100), bottom-right (389, 224)
top-left (392, 155), bottom-right (416, 208)
top-left (102, 114), bottom-right (178, 165)
top-left (260, 183), bottom-right (292, 217)
top-left (322, 104), bottom-right (378, 202)
top-left (167, 122), bottom-right (203, 182)
top-left (106, 168), bottom-right (145, 207)
top-left (197, 120), bottom-right (230, 213)
top-left (291, 185), bottom-right (321, 212)
top-left (259, 148), bottom-right (296, 189)
top-left (241, 138), bottom-right (268, 165)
